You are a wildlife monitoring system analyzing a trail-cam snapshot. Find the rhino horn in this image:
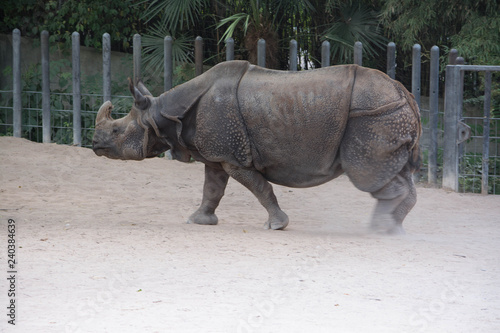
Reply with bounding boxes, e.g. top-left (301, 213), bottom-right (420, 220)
top-left (96, 101), bottom-right (113, 124)
top-left (128, 78), bottom-right (150, 110)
